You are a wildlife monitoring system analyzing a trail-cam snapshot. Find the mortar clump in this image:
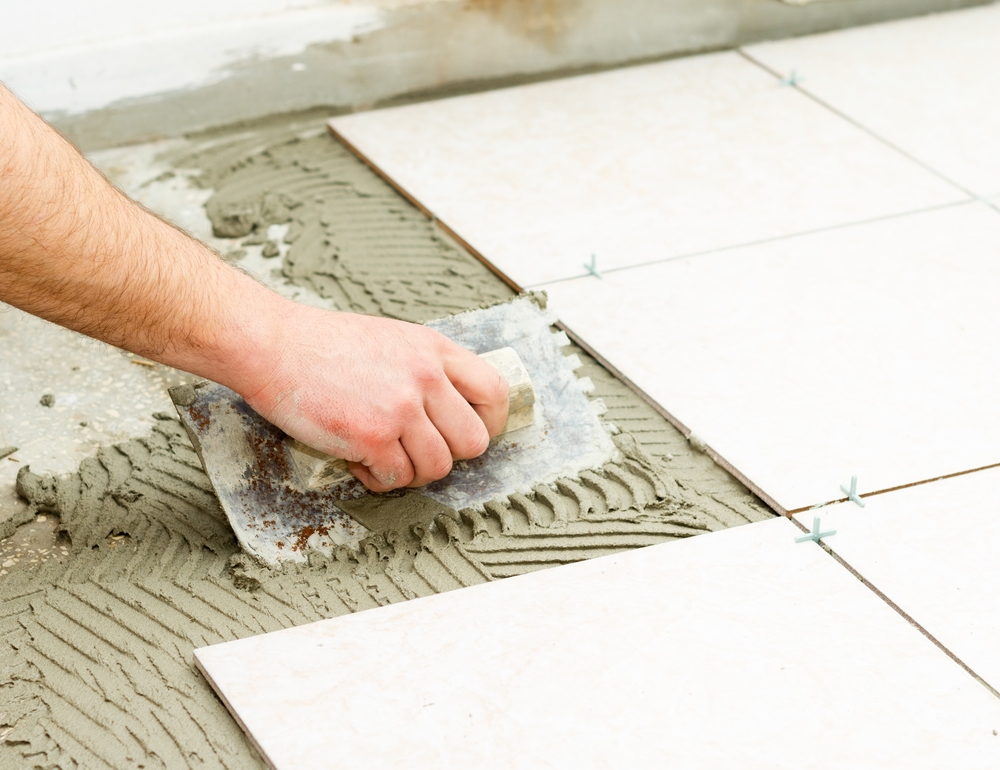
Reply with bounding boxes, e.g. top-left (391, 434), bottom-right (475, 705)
top-left (207, 191), bottom-right (300, 239)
